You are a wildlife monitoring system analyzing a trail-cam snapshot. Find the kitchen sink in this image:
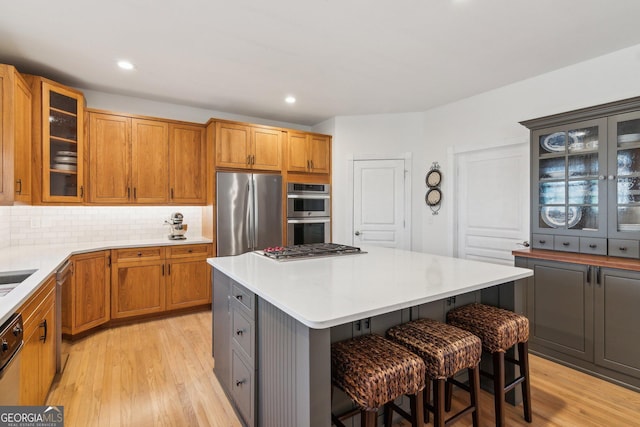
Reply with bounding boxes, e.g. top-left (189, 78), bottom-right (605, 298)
top-left (0, 269), bottom-right (36, 297)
